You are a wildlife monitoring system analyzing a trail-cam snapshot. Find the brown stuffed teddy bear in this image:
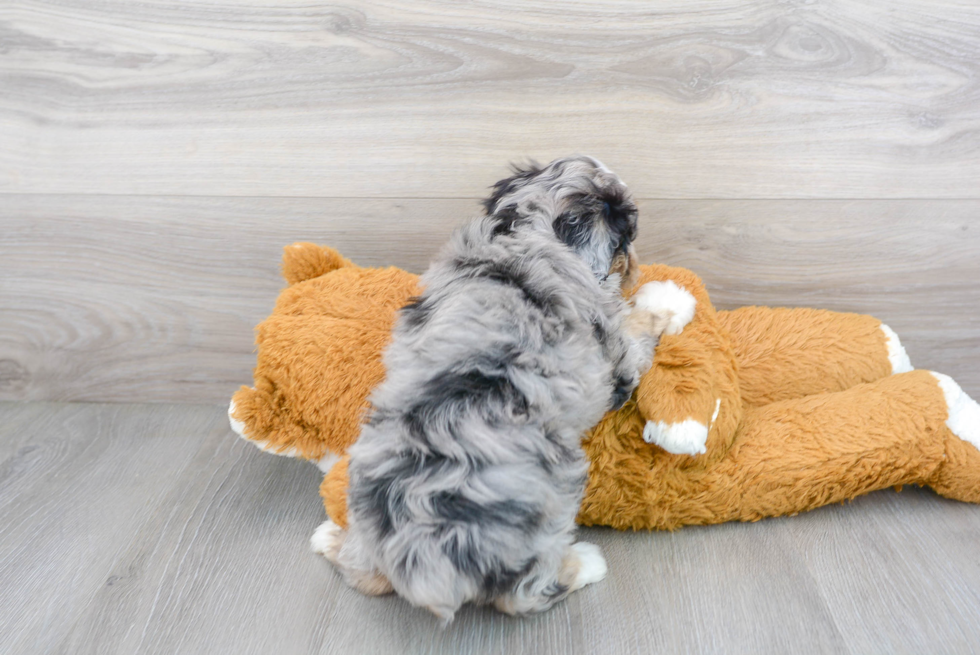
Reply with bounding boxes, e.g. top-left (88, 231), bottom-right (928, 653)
top-left (229, 243), bottom-right (980, 532)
